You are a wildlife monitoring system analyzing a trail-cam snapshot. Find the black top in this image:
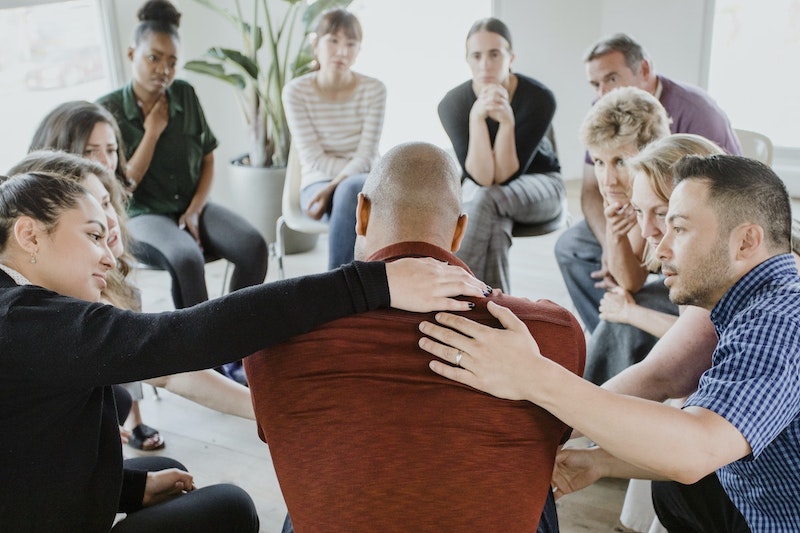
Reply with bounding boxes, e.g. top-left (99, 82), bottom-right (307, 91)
top-left (438, 73), bottom-right (560, 183)
top-left (0, 262), bottom-right (389, 532)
